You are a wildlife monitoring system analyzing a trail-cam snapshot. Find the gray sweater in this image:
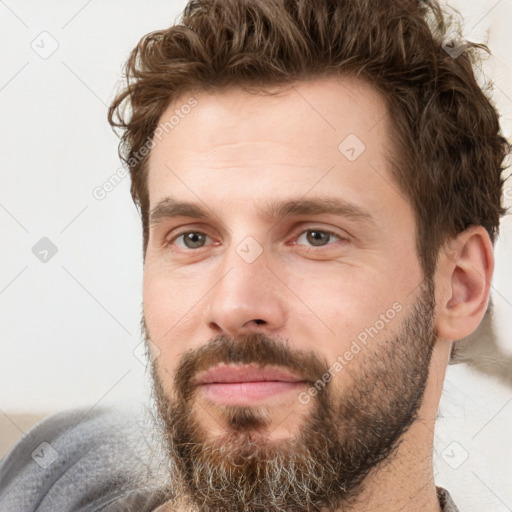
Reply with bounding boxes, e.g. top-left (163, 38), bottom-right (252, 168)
top-left (0, 403), bottom-right (171, 511)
